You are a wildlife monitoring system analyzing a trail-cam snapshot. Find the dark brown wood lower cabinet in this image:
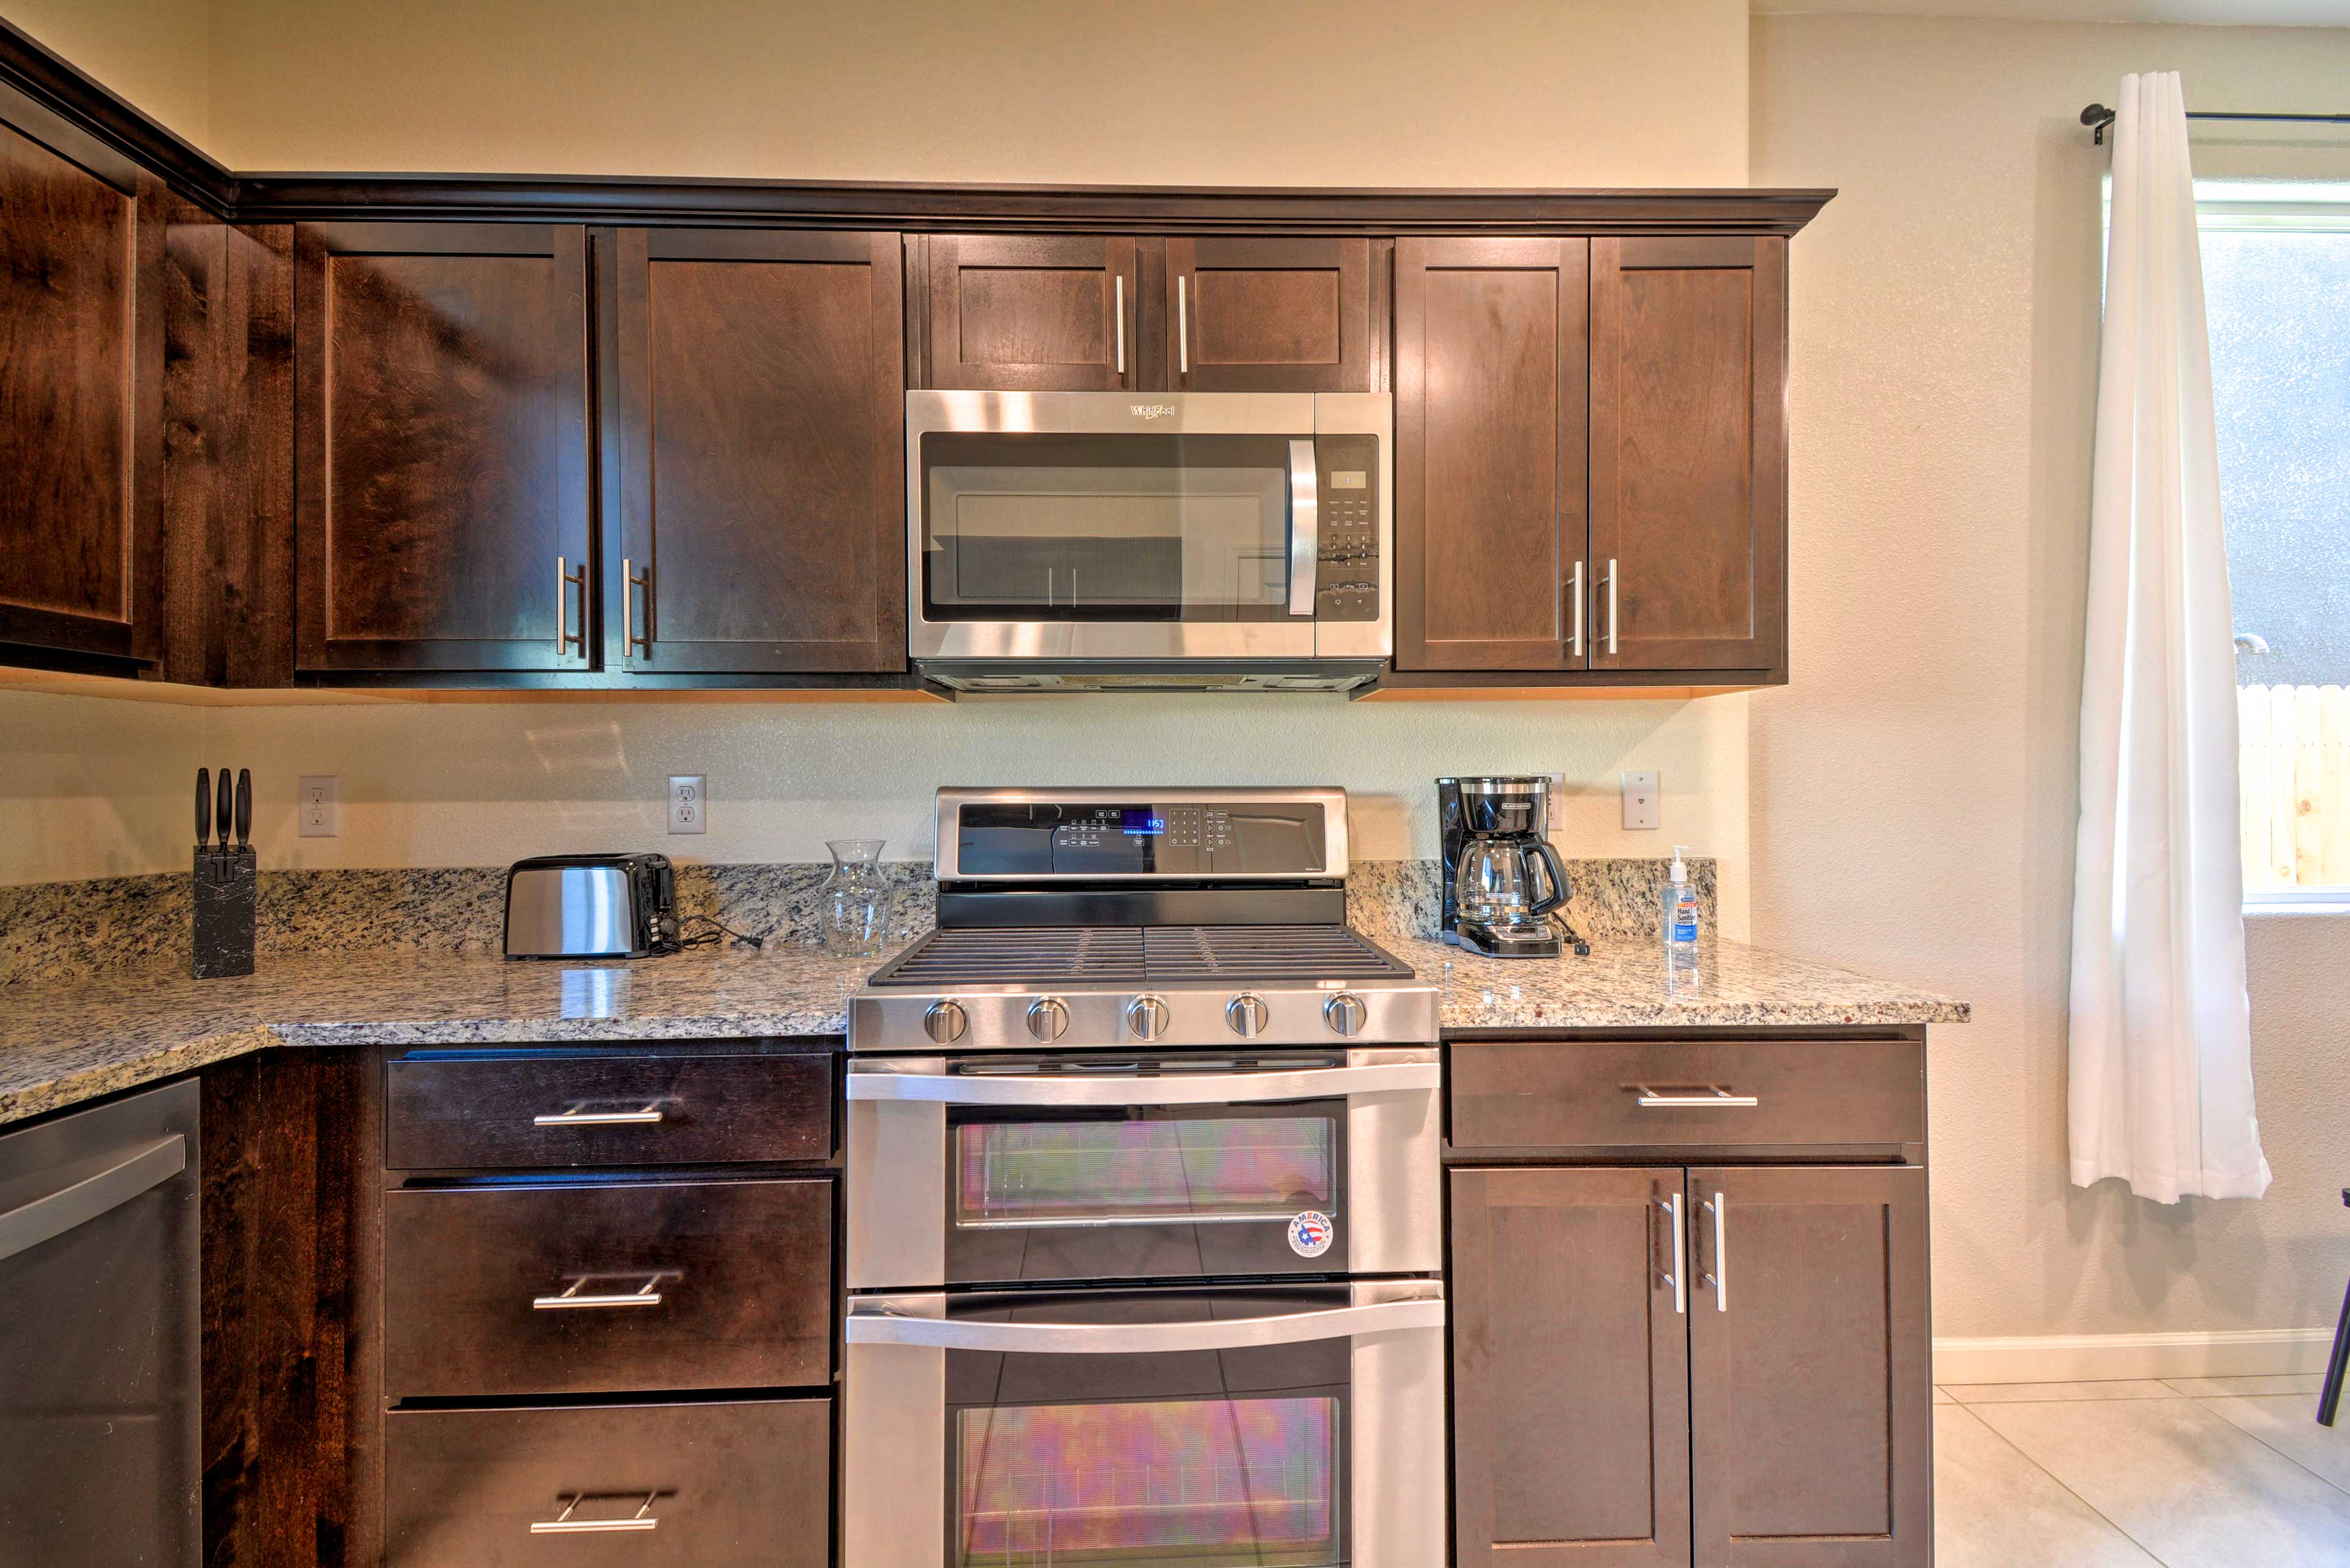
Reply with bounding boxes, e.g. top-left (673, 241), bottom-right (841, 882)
top-left (1452, 1163), bottom-right (1930, 1568)
top-left (1452, 1167), bottom-right (1691, 1566)
top-left (384, 1398), bottom-right (830, 1568)
top-left (1685, 1165), bottom-right (1931, 1568)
